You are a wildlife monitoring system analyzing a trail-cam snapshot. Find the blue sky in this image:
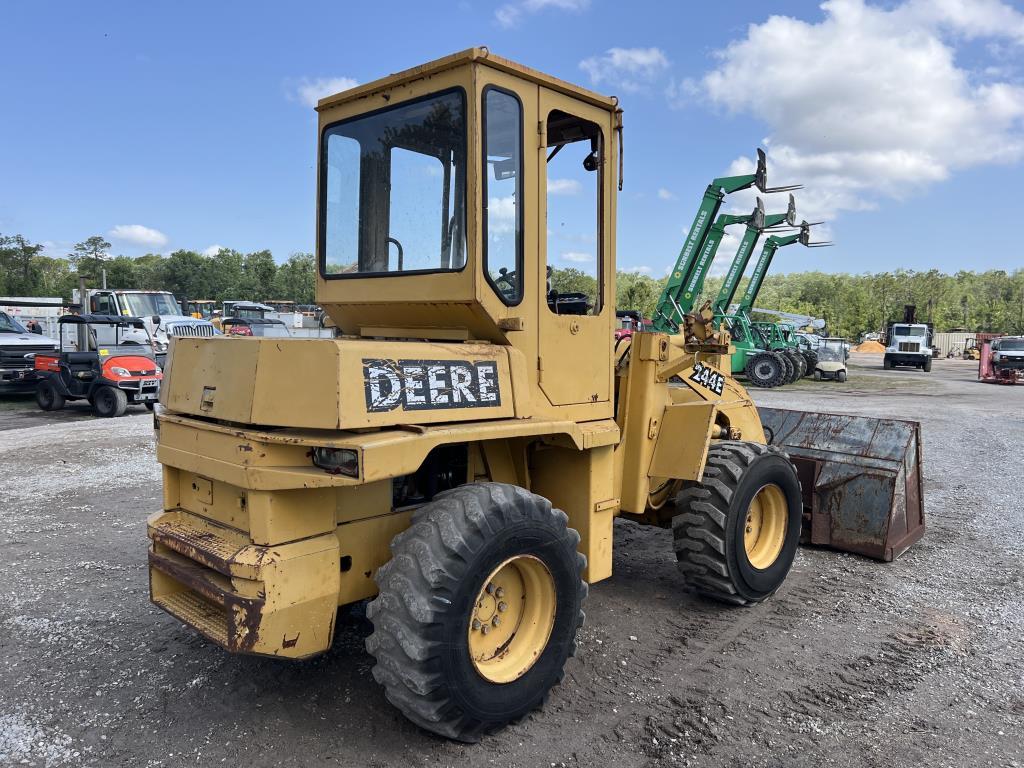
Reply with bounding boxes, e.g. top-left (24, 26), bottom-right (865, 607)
top-left (2, 0), bottom-right (1023, 277)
